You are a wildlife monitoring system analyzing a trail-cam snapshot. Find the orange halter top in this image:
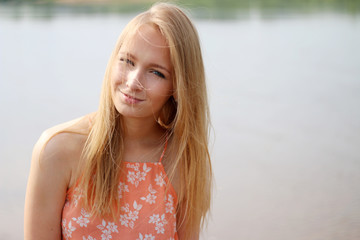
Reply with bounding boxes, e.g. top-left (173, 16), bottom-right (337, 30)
top-left (61, 141), bottom-right (178, 240)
